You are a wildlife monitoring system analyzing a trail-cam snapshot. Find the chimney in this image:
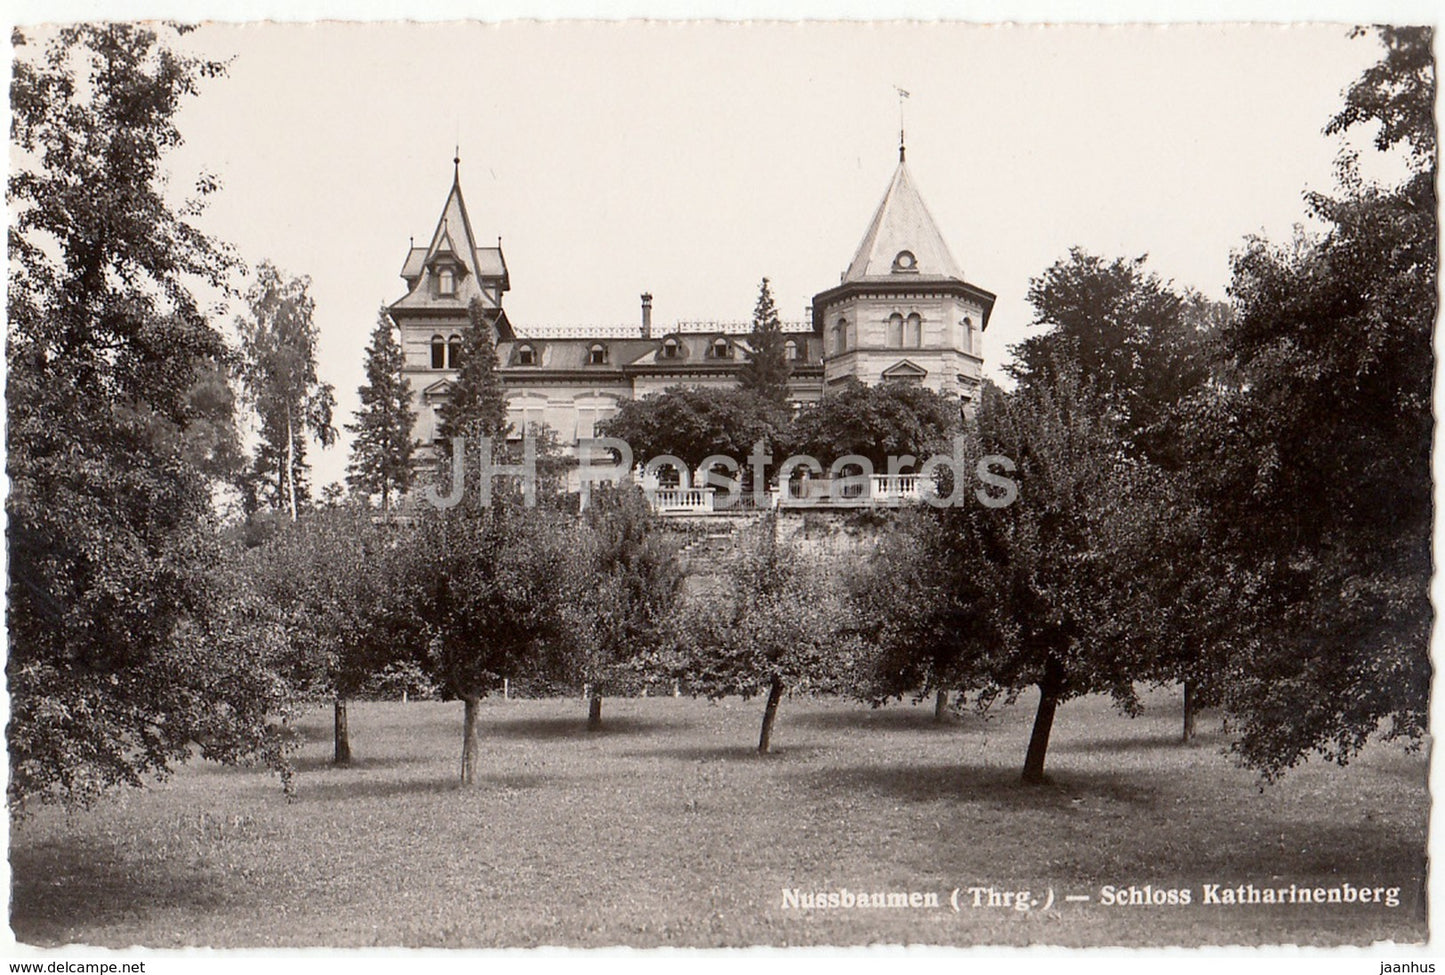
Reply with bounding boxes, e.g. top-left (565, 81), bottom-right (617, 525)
top-left (640, 293), bottom-right (653, 338)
